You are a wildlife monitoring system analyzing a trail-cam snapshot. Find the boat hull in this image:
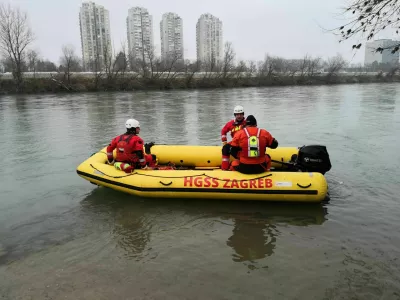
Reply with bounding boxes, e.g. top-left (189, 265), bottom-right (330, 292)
top-left (77, 146), bottom-right (328, 203)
